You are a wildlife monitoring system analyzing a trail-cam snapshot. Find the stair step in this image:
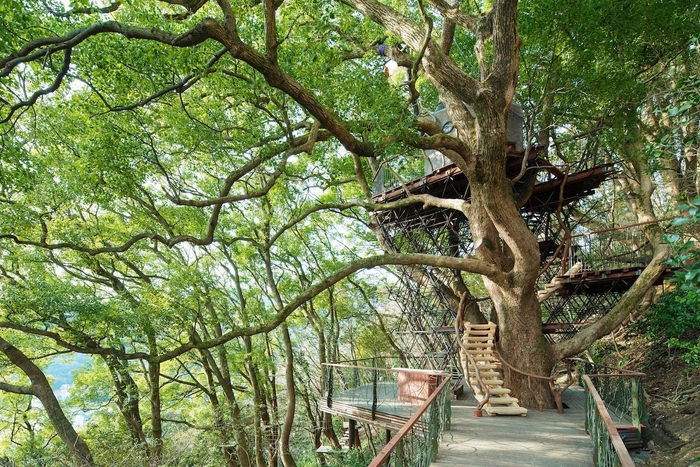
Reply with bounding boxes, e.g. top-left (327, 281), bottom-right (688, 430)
top-left (464, 336), bottom-right (494, 342)
top-left (485, 405), bottom-right (528, 416)
top-left (468, 370), bottom-right (500, 378)
top-left (474, 355), bottom-right (493, 363)
top-left (465, 344), bottom-right (493, 355)
top-left (481, 379), bottom-right (504, 386)
top-left (470, 363), bottom-right (500, 370)
top-left (487, 396), bottom-right (520, 405)
top-left (464, 342), bottom-right (493, 349)
top-left (466, 324), bottom-right (497, 330)
top-left (484, 387), bottom-right (511, 395)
